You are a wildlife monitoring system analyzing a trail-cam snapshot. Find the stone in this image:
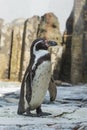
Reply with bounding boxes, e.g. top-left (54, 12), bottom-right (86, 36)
top-left (49, 45), bottom-right (65, 80)
top-left (82, 1), bottom-right (87, 82)
top-left (37, 12), bottom-right (62, 44)
top-left (0, 19), bottom-right (4, 40)
top-left (0, 23), bottom-right (12, 79)
top-left (71, 0), bottom-right (86, 84)
top-left (59, 10), bottom-right (73, 82)
top-left (20, 16), bottom-right (40, 80)
top-left (10, 19), bottom-right (25, 81)
top-left (12, 18), bottom-right (25, 24)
